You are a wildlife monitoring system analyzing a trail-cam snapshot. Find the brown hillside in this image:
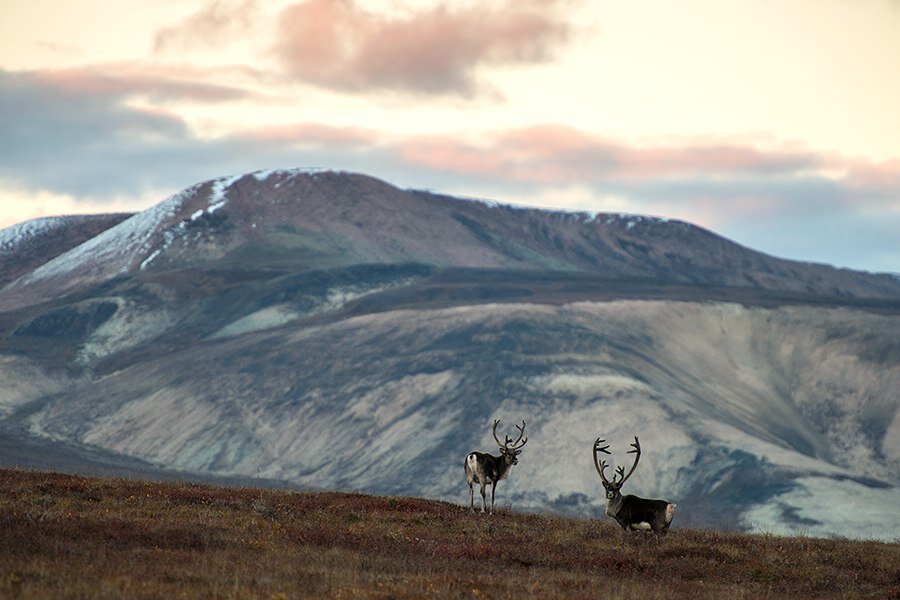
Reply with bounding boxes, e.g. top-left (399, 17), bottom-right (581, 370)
top-left (1, 469), bottom-right (897, 599)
